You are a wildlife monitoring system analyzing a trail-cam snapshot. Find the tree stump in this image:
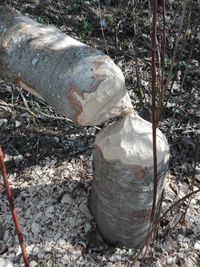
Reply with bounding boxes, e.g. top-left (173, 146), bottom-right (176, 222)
top-left (89, 111), bottom-right (170, 248)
